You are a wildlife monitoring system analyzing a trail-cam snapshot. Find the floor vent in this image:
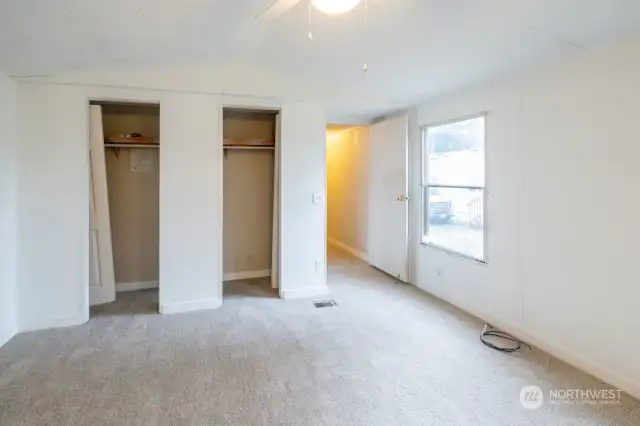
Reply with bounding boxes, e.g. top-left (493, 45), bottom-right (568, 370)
top-left (314, 300), bottom-right (337, 308)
